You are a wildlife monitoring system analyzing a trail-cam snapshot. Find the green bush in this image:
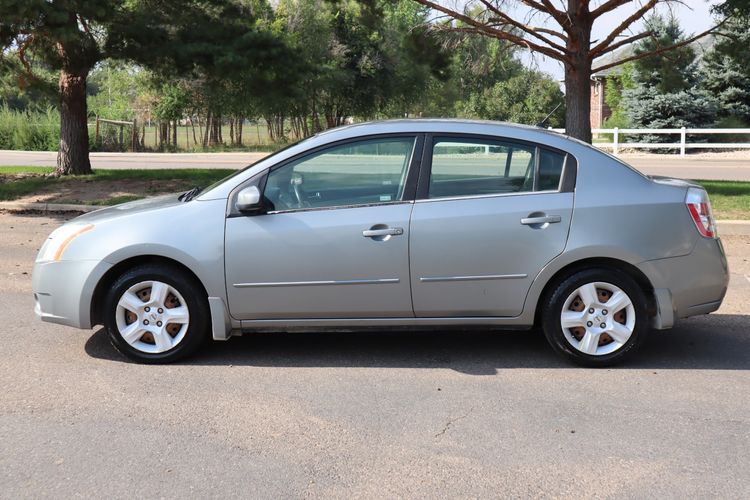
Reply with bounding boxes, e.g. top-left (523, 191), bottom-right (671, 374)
top-left (706, 116), bottom-right (750, 144)
top-left (0, 106), bottom-right (60, 151)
